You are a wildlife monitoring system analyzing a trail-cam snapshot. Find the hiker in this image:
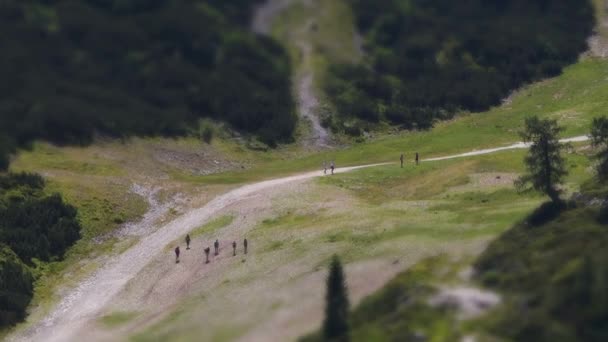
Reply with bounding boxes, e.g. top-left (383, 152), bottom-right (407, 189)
top-left (323, 161), bottom-right (327, 175)
top-left (185, 234), bottom-right (191, 250)
top-left (400, 153), bottom-right (404, 168)
top-left (214, 239), bottom-right (219, 256)
top-left (175, 246), bottom-right (180, 263)
top-left (415, 152), bottom-right (419, 165)
top-left (330, 161), bottom-right (335, 175)
top-left (204, 247), bottom-right (210, 264)
top-left (232, 241), bottom-right (237, 256)
top-left (244, 238), bottom-right (248, 254)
